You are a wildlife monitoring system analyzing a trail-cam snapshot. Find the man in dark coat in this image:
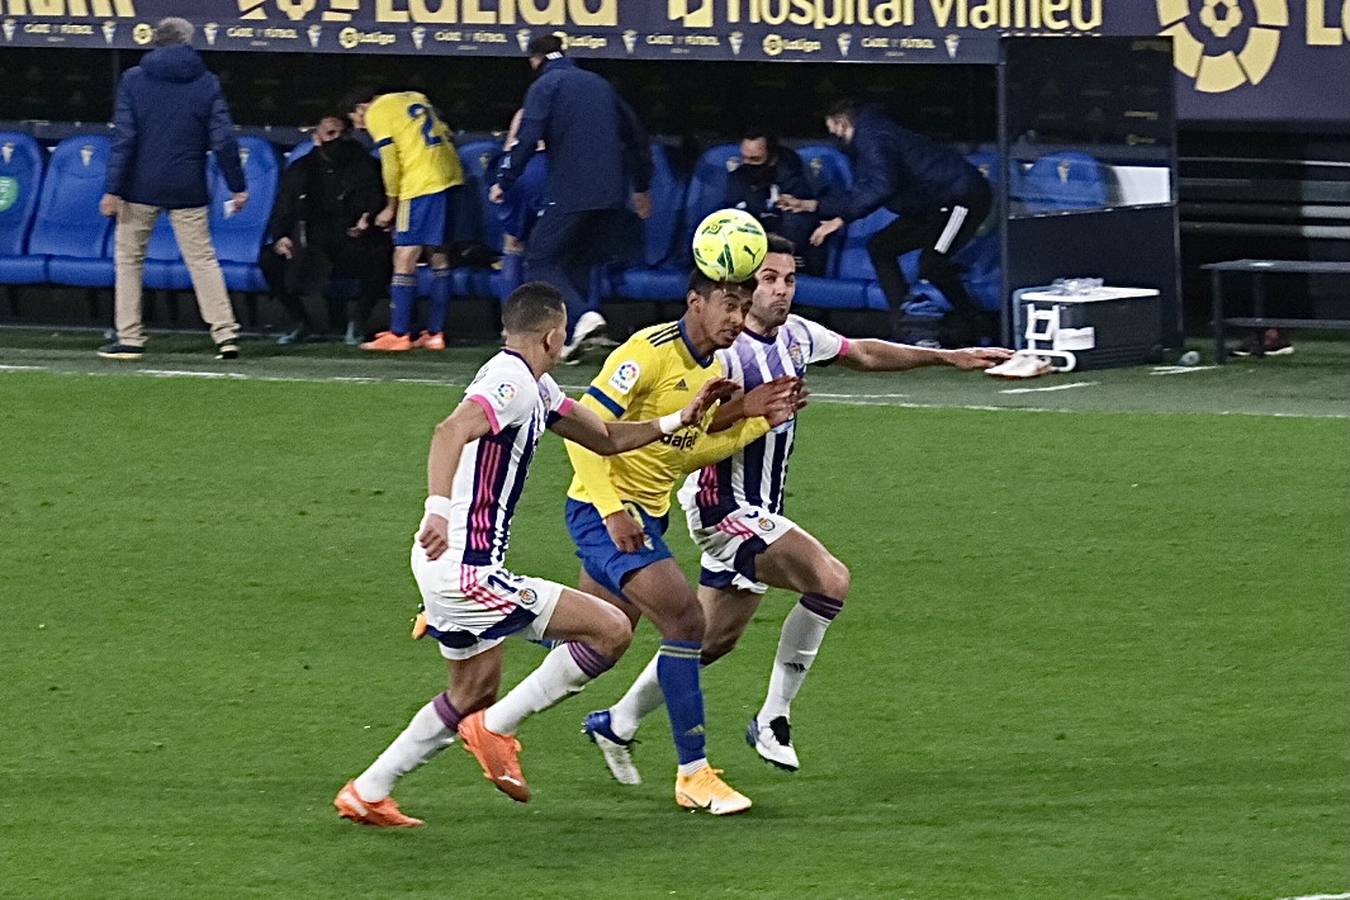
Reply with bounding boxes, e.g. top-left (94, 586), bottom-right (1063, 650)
top-left (261, 114), bottom-right (391, 345)
top-left (781, 100), bottom-right (992, 345)
top-left (492, 35), bottom-right (652, 359)
top-left (722, 129), bottom-right (822, 273)
top-left (98, 17), bottom-right (247, 361)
